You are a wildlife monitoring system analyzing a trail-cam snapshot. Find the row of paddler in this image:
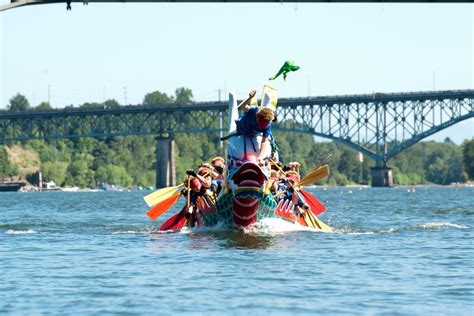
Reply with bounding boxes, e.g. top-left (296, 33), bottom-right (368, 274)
top-left (143, 155), bottom-right (333, 232)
